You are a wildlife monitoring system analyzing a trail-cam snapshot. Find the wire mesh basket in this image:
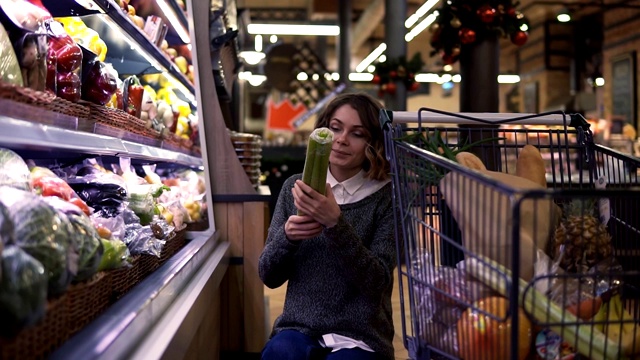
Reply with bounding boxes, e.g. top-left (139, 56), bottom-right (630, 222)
top-left (381, 108), bottom-right (640, 360)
